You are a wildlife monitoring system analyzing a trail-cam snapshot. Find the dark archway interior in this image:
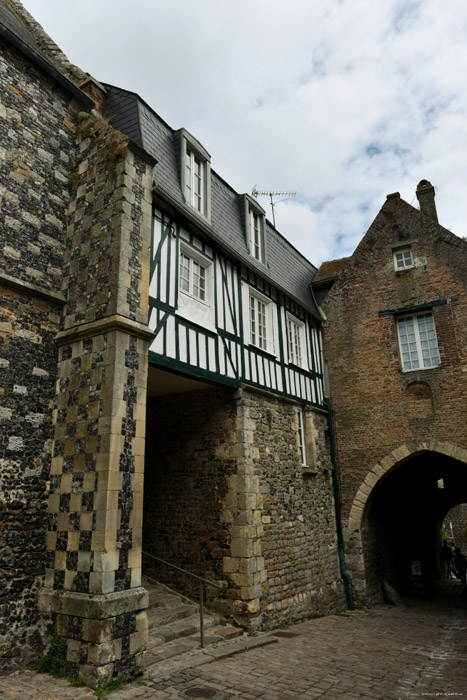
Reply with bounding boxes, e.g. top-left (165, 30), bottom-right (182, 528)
top-left (361, 451), bottom-right (467, 602)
